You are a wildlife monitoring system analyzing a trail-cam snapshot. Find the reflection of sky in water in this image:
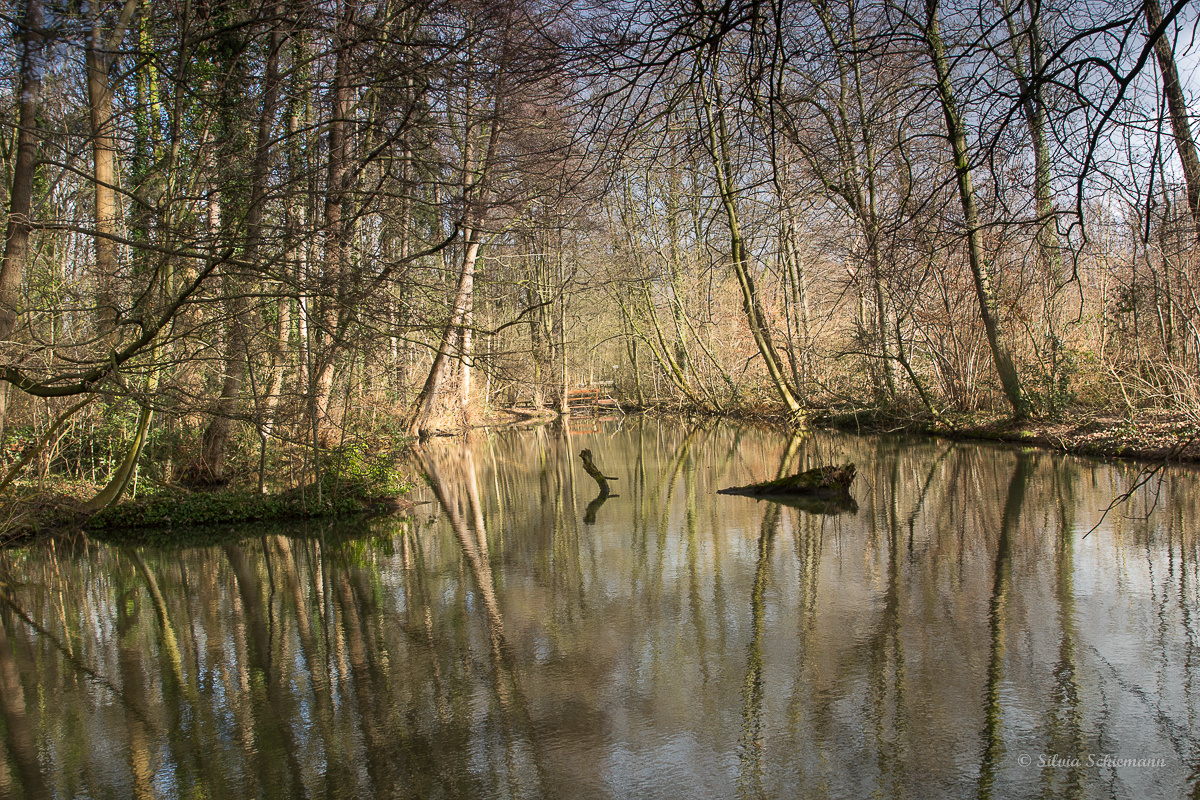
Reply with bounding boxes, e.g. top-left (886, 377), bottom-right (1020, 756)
top-left (0, 420), bottom-right (1198, 799)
